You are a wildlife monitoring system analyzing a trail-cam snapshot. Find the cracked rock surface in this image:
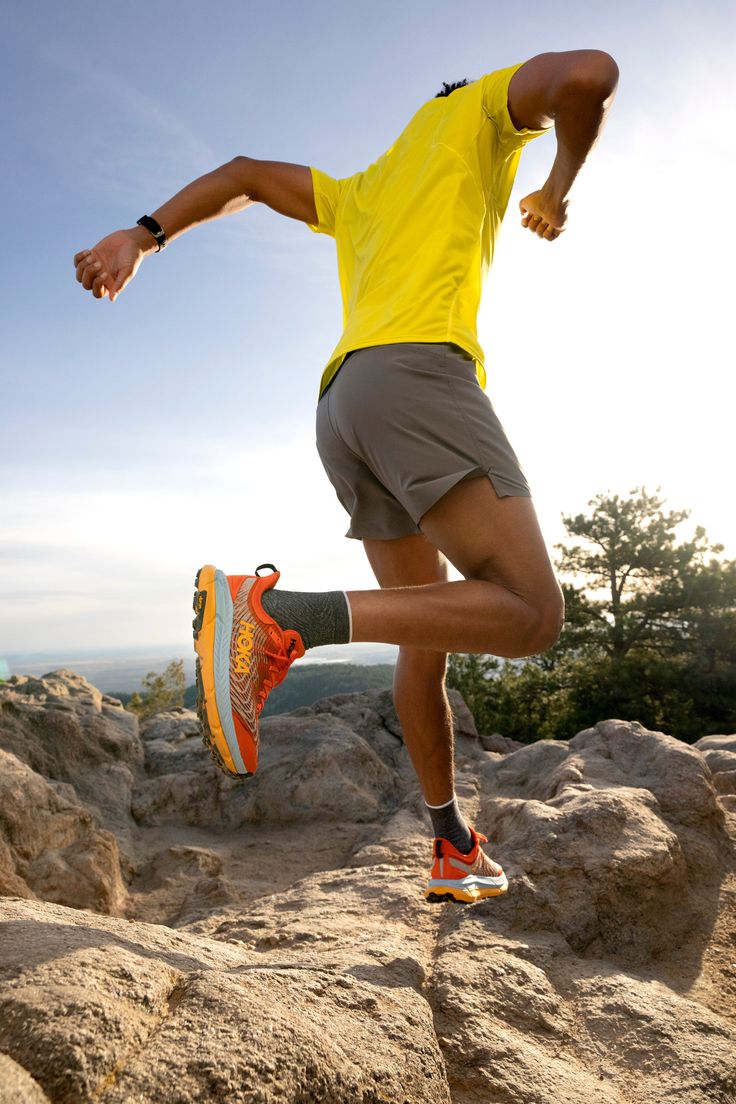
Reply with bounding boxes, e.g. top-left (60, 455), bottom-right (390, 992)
top-left (1, 670), bottom-right (735, 1103)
